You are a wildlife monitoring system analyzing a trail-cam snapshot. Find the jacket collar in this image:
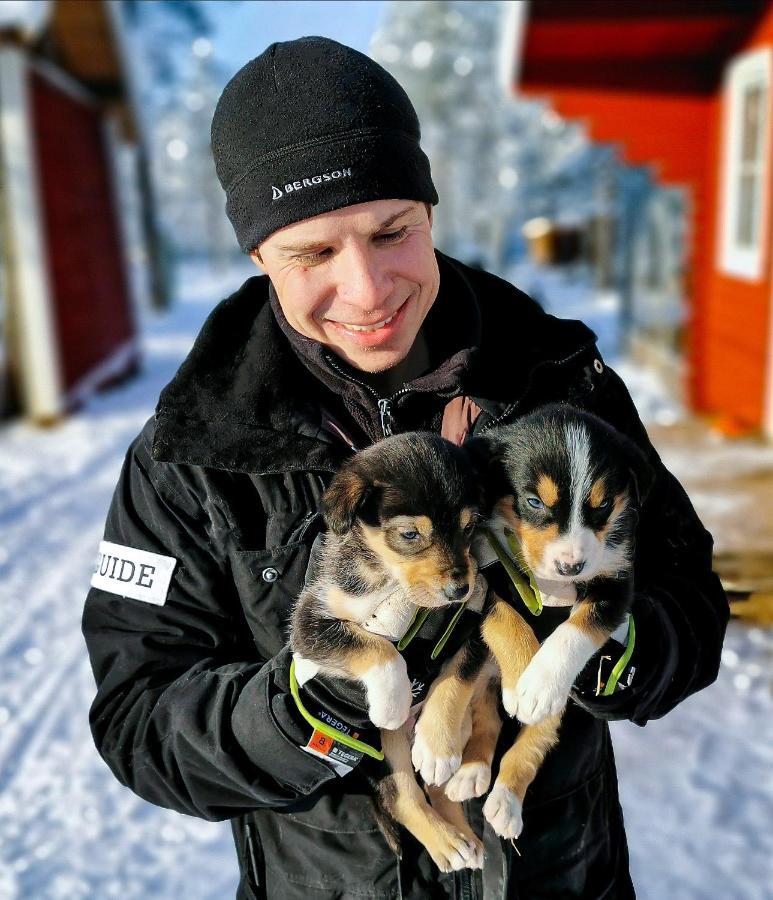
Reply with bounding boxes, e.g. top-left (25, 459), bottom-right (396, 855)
top-left (152, 251), bottom-right (596, 474)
